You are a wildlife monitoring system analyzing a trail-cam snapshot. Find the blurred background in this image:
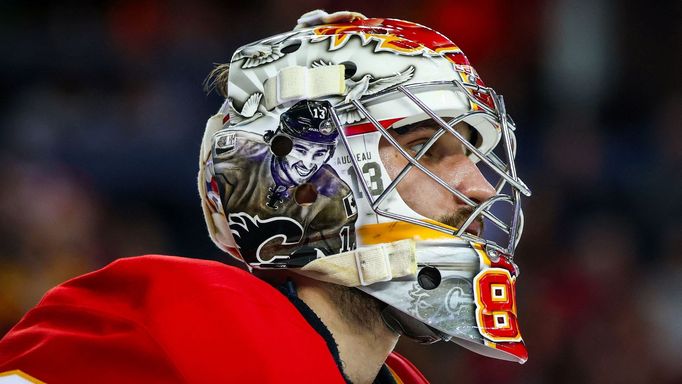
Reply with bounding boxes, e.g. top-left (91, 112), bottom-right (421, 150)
top-left (0, 1), bottom-right (679, 383)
